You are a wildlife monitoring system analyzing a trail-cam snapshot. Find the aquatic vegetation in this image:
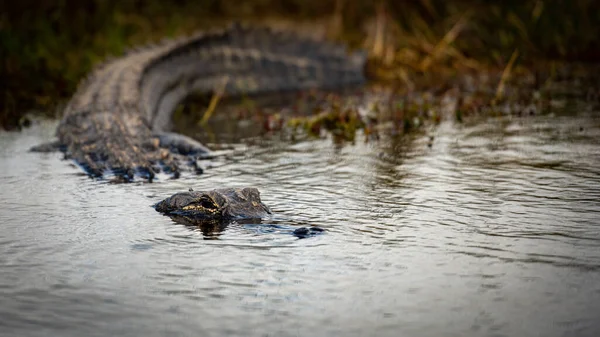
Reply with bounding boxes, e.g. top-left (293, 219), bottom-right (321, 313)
top-left (1, 0), bottom-right (598, 129)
